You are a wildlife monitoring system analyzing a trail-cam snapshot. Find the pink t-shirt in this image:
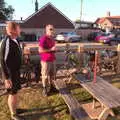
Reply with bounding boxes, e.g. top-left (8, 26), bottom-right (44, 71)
top-left (39, 35), bottom-right (55, 62)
